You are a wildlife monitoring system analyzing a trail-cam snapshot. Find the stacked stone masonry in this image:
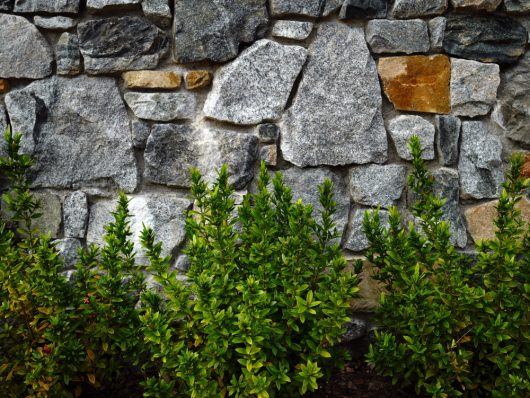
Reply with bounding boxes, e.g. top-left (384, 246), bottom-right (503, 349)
top-left (1, 0), bottom-right (530, 315)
